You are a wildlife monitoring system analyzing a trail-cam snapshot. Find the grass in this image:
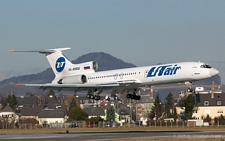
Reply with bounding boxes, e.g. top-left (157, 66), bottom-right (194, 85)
top-left (1, 127), bottom-right (225, 141)
top-left (117, 139), bottom-right (225, 141)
